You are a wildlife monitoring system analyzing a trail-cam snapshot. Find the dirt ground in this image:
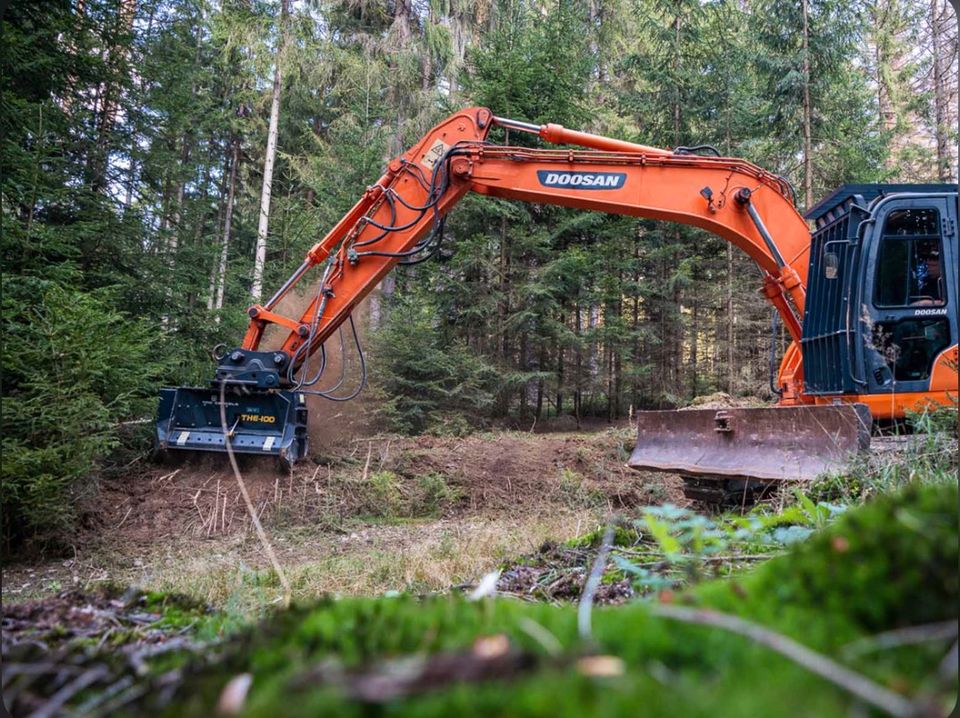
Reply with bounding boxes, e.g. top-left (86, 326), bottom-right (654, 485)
top-left (2, 428), bottom-right (685, 610)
